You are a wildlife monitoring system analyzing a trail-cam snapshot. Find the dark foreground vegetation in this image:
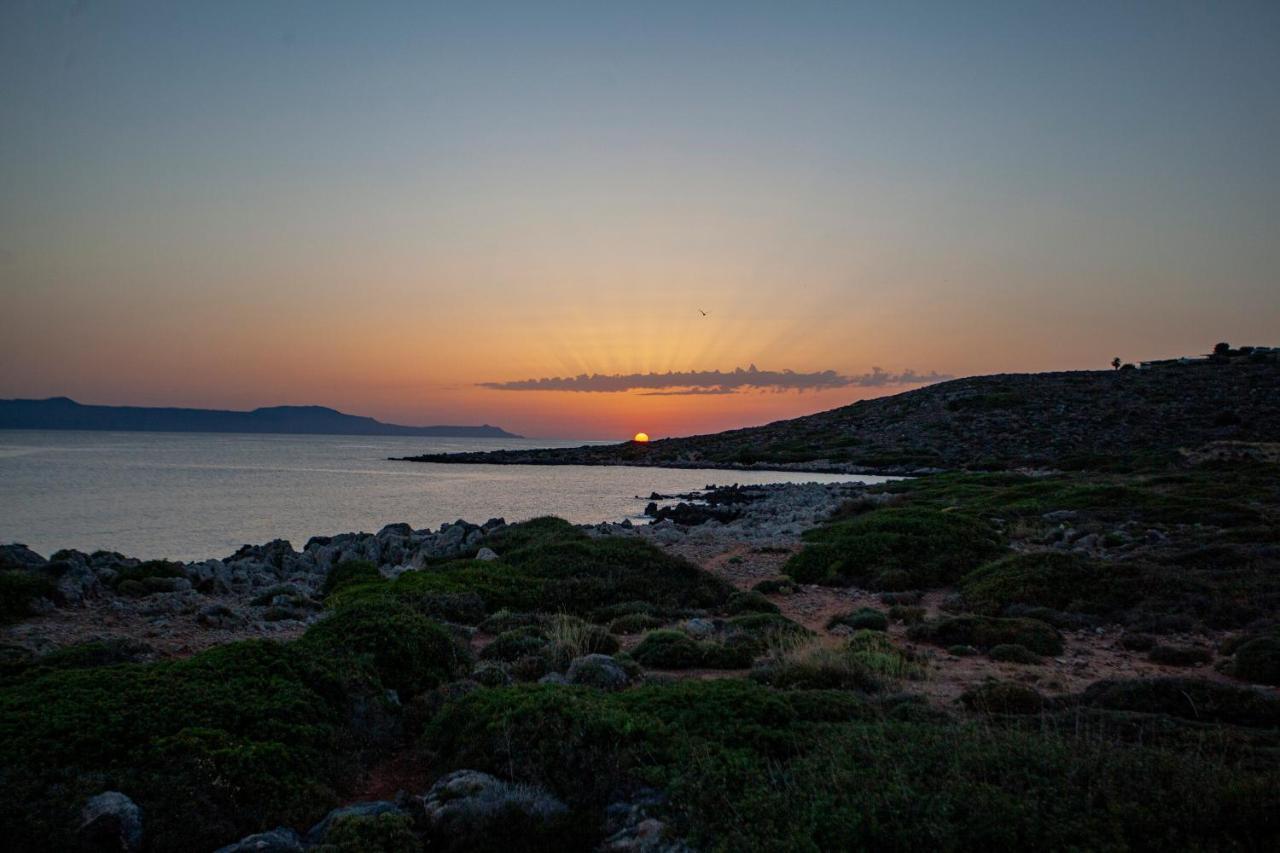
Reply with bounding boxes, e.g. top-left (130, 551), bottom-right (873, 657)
top-left (4, 456), bottom-right (1280, 851)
